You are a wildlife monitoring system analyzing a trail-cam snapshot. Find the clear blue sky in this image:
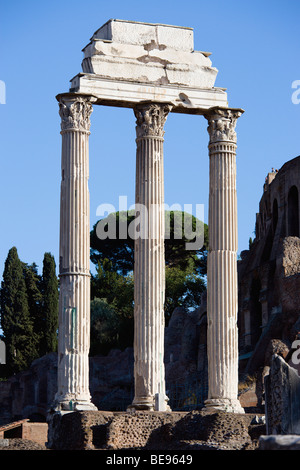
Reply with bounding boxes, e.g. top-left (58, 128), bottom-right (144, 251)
top-left (0, 0), bottom-right (299, 279)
